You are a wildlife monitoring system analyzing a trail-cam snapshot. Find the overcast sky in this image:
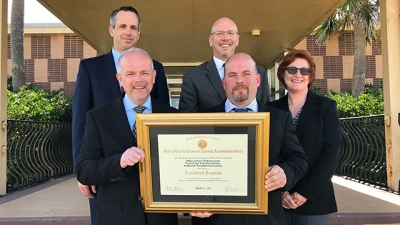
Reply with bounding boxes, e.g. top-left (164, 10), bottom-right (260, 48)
top-left (7, 0), bottom-right (62, 23)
